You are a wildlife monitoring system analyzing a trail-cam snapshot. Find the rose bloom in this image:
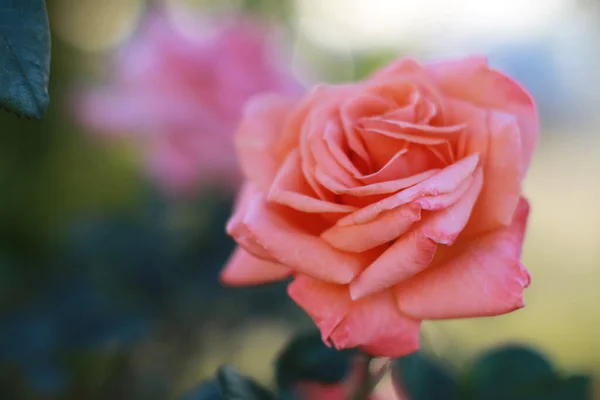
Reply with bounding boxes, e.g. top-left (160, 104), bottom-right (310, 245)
top-left (76, 11), bottom-right (300, 195)
top-left (222, 56), bottom-right (538, 357)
